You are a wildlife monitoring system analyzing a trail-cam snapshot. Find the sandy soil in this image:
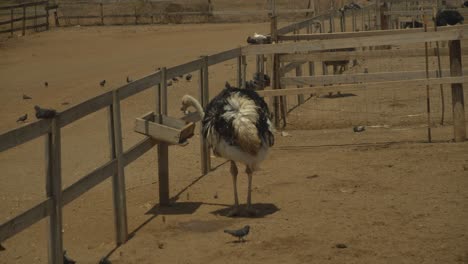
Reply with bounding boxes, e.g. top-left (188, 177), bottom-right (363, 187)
top-left (0, 23), bottom-right (468, 264)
